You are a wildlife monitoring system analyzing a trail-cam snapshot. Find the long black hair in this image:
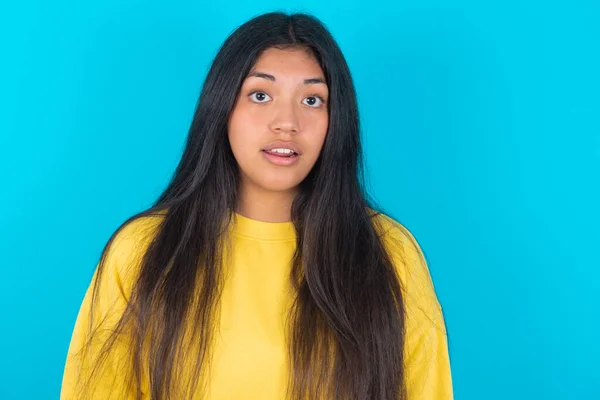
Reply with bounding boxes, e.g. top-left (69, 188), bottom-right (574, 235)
top-left (78, 11), bottom-right (410, 400)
